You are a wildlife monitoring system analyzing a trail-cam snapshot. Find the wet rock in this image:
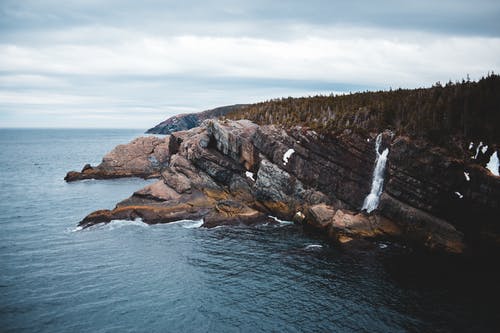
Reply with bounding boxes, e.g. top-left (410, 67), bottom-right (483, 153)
top-left (306, 204), bottom-right (336, 229)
